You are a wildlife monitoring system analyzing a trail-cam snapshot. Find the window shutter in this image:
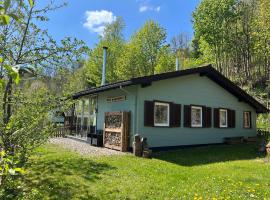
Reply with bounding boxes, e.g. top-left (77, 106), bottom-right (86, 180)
top-left (228, 109), bottom-right (235, 128)
top-left (184, 105), bottom-right (191, 127)
top-left (144, 101), bottom-right (154, 126)
top-left (203, 107), bottom-right (212, 128)
top-left (170, 103), bottom-right (181, 127)
top-left (202, 106), bottom-right (207, 127)
top-left (249, 112), bottom-right (252, 128)
top-left (214, 108), bottom-right (220, 128)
